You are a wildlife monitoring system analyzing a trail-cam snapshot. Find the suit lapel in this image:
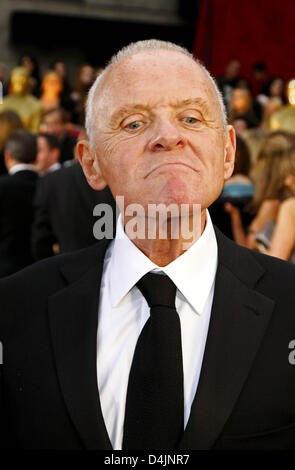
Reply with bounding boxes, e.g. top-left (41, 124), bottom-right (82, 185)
top-left (179, 229), bottom-right (275, 450)
top-left (47, 226), bottom-right (276, 450)
top-left (48, 241), bottom-right (113, 450)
